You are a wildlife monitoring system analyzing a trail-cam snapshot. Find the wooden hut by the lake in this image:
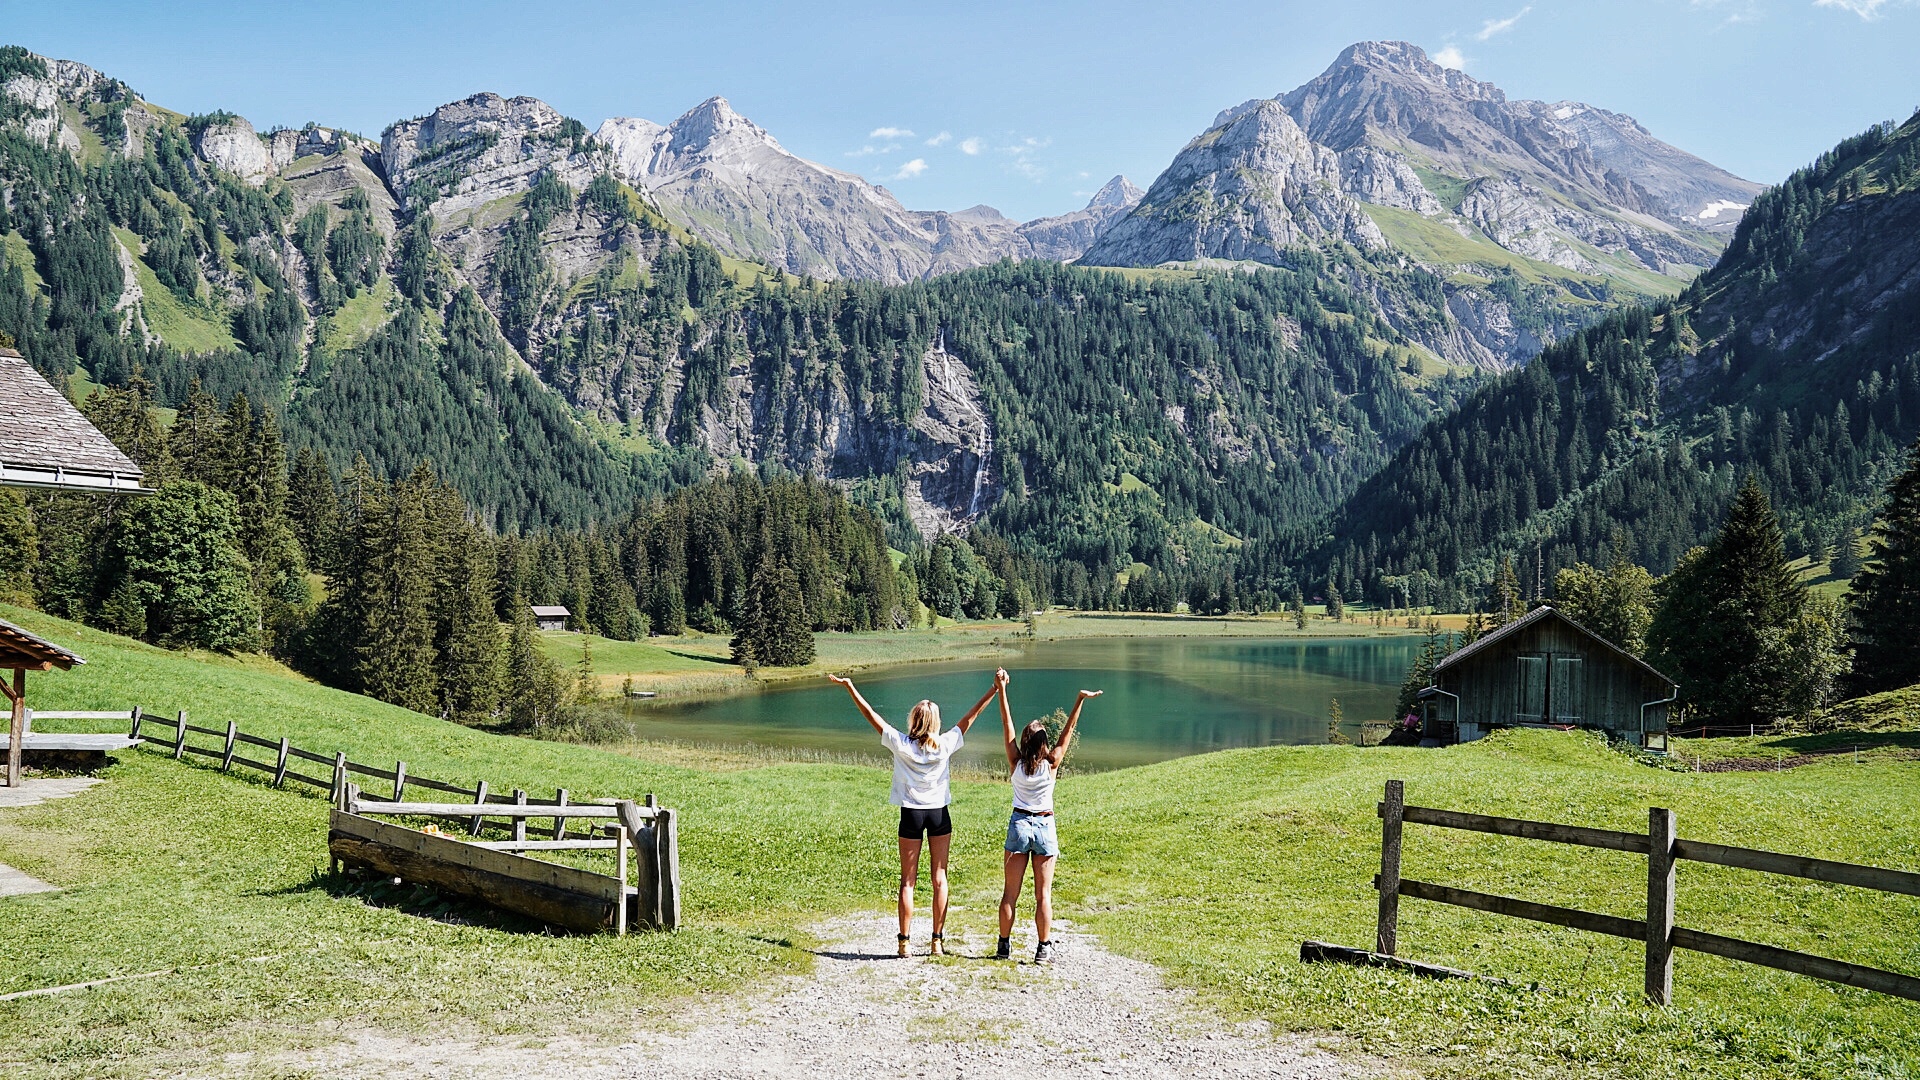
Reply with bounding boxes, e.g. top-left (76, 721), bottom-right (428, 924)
top-left (1416, 606), bottom-right (1677, 751)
